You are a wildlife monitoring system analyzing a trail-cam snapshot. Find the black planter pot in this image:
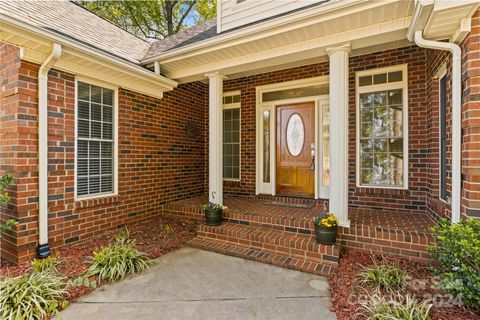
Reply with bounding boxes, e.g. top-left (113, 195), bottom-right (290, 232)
top-left (204, 208), bottom-right (222, 226)
top-left (314, 223), bottom-right (338, 245)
